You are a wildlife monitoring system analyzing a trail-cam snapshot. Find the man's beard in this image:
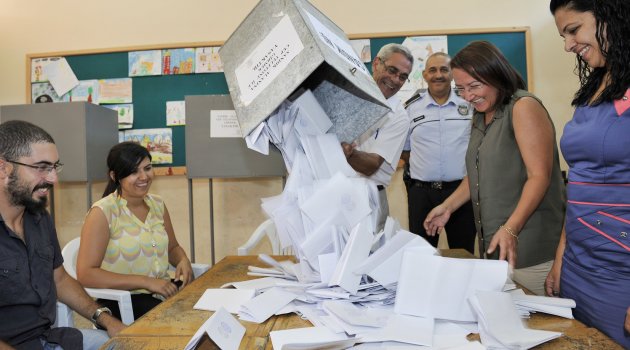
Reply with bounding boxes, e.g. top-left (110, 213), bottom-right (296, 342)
top-left (7, 171), bottom-right (52, 213)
